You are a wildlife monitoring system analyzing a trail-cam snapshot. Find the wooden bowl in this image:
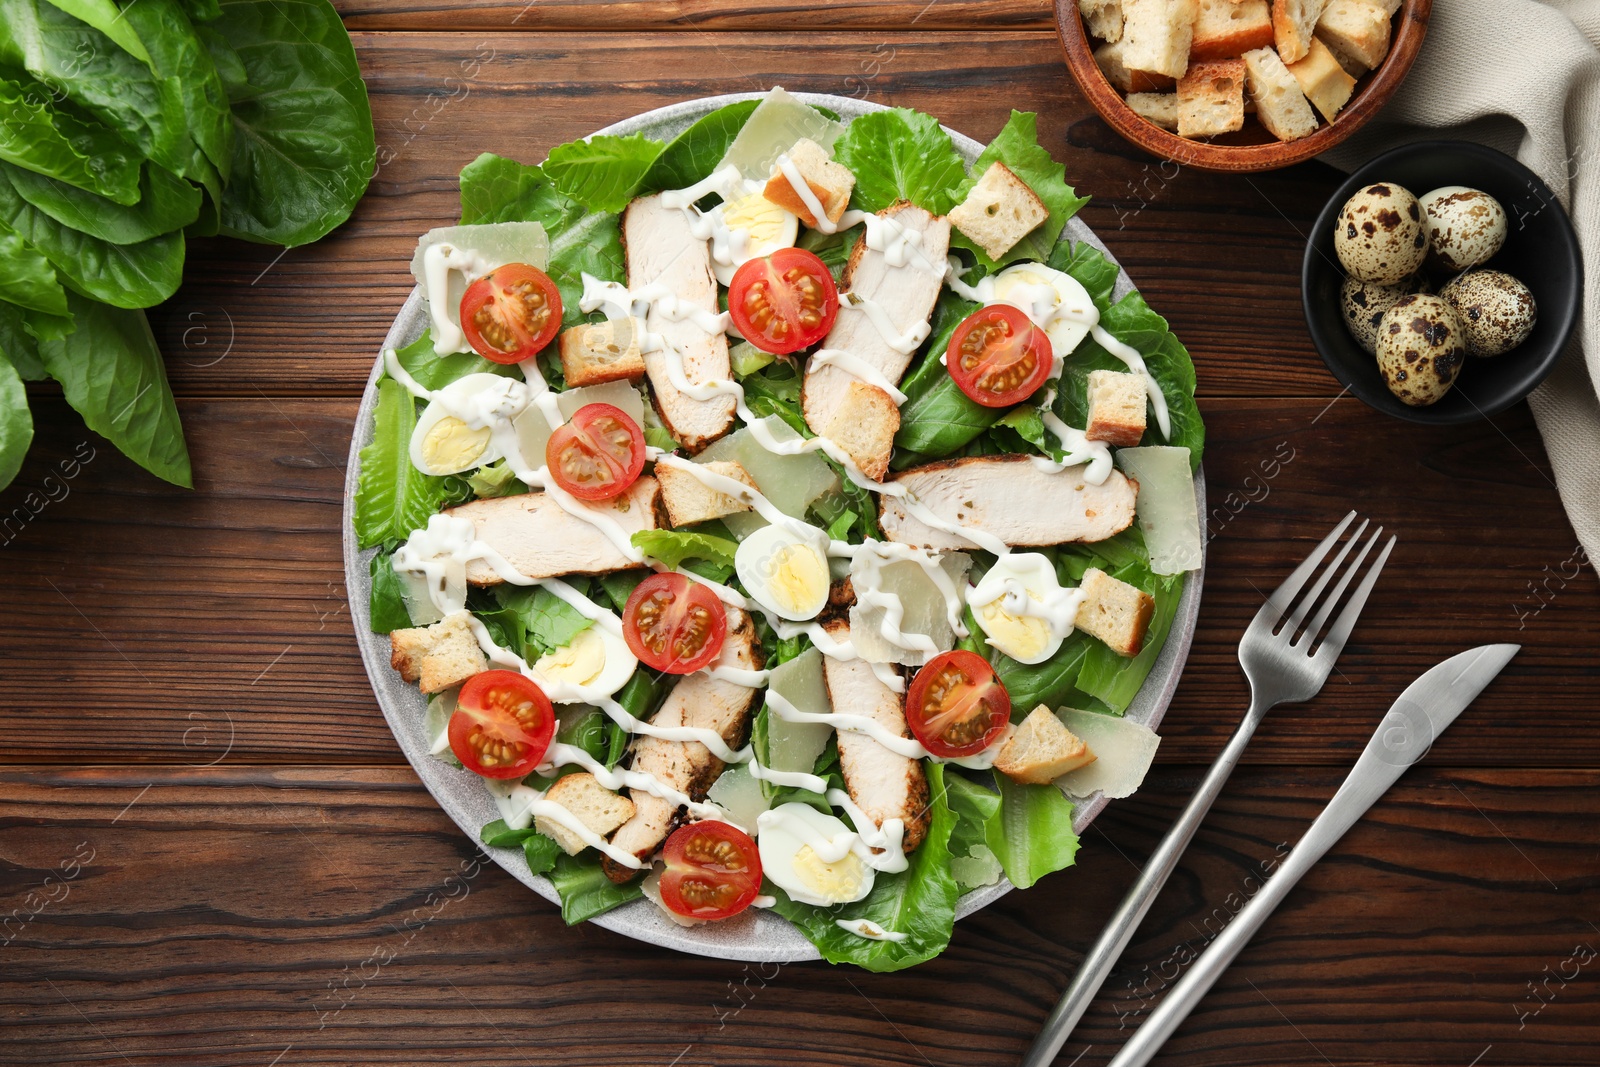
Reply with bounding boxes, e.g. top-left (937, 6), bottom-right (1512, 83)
top-left (1054, 0), bottom-right (1432, 172)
